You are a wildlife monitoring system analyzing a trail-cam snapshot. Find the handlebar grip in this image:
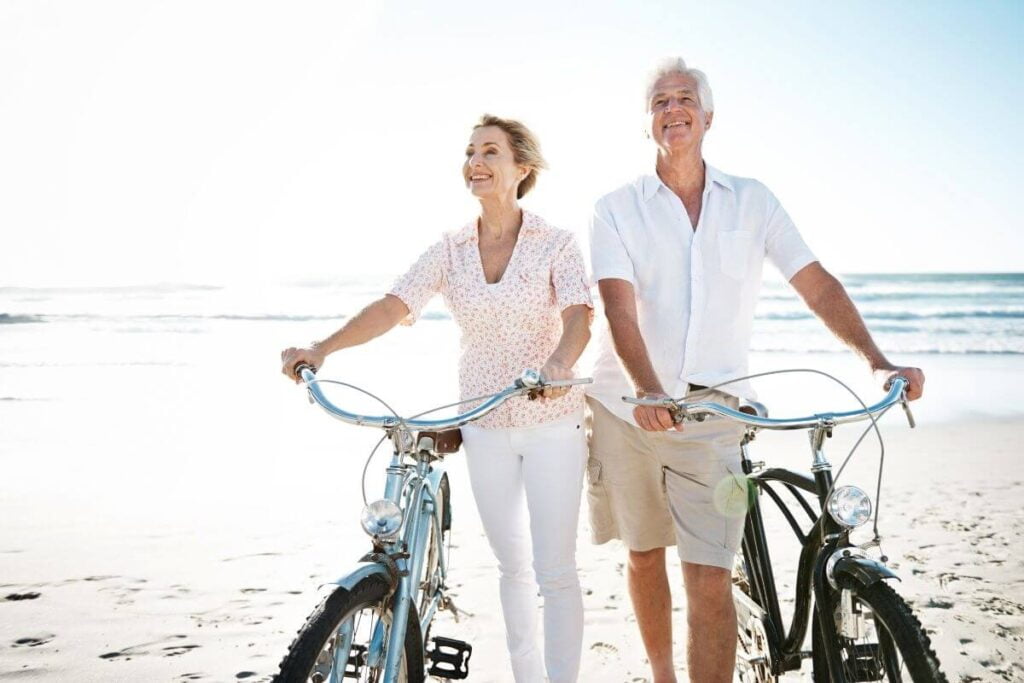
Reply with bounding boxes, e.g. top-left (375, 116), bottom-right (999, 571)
top-left (294, 362), bottom-right (316, 379)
